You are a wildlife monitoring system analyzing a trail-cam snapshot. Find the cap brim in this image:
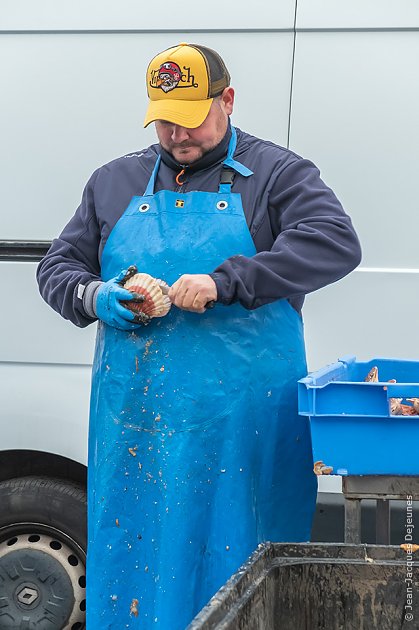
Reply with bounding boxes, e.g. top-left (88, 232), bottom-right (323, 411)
top-left (143, 98), bottom-right (213, 129)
